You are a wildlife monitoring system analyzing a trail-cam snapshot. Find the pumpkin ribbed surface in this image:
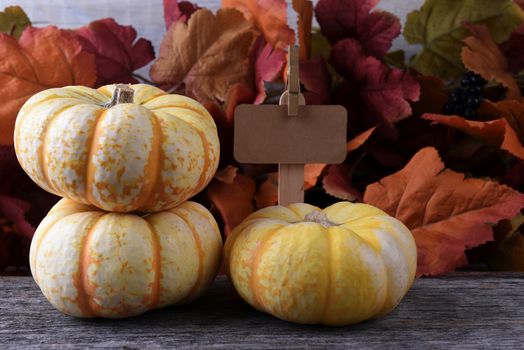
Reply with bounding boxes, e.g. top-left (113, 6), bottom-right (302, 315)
top-left (224, 202), bottom-right (417, 326)
top-left (14, 84), bottom-right (219, 212)
top-left (30, 199), bottom-right (222, 318)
